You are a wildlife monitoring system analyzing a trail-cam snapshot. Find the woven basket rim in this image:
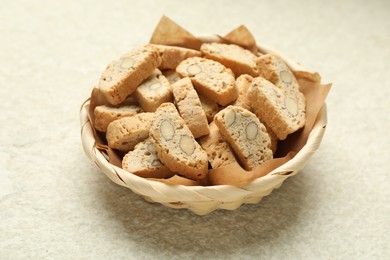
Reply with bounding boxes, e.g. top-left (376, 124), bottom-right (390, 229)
top-left (80, 35), bottom-right (327, 208)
